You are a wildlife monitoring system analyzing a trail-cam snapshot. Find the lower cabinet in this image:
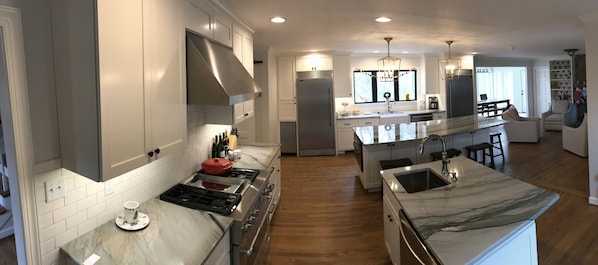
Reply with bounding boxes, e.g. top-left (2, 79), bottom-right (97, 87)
top-left (336, 119), bottom-right (357, 154)
top-left (268, 149), bottom-right (282, 222)
top-left (204, 229), bottom-right (231, 265)
top-left (360, 142), bottom-right (416, 191)
top-left (475, 221), bottom-right (538, 265)
top-left (383, 181), bottom-right (401, 265)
